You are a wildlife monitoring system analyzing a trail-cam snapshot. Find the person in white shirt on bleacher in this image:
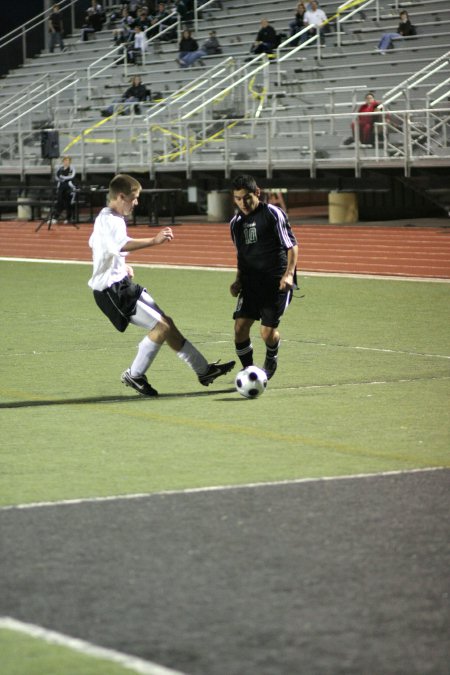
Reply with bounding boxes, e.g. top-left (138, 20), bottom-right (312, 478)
top-left (303, 0), bottom-right (327, 46)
